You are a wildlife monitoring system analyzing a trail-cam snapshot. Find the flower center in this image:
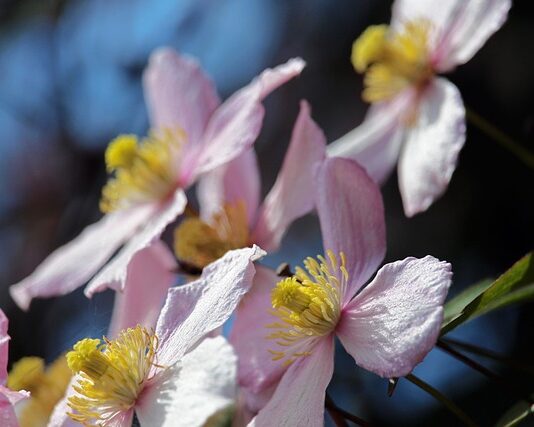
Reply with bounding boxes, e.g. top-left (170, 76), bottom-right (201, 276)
top-left (352, 20), bottom-right (433, 103)
top-left (66, 326), bottom-right (158, 425)
top-left (100, 129), bottom-right (185, 213)
top-left (173, 200), bottom-right (250, 270)
top-left (7, 355), bottom-right (71, 427)
top-left (267, 250), bottom-right (347, 365)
